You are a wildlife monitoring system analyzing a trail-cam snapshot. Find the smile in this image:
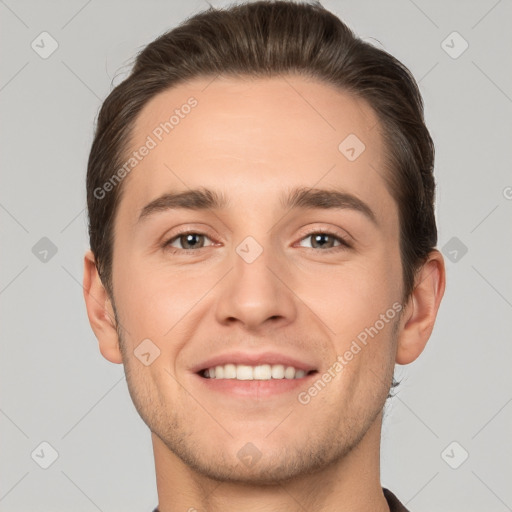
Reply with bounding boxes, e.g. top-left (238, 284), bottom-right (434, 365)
top-left (200, 364), bottom-right (314, 380)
